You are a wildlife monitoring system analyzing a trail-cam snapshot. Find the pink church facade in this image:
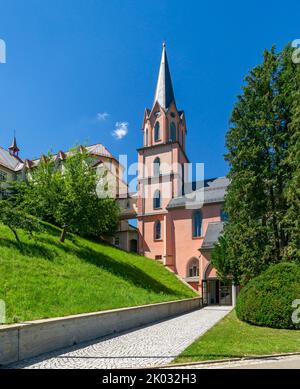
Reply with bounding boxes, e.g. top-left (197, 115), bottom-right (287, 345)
top-left (137, 44), bottom-right (232, 305)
